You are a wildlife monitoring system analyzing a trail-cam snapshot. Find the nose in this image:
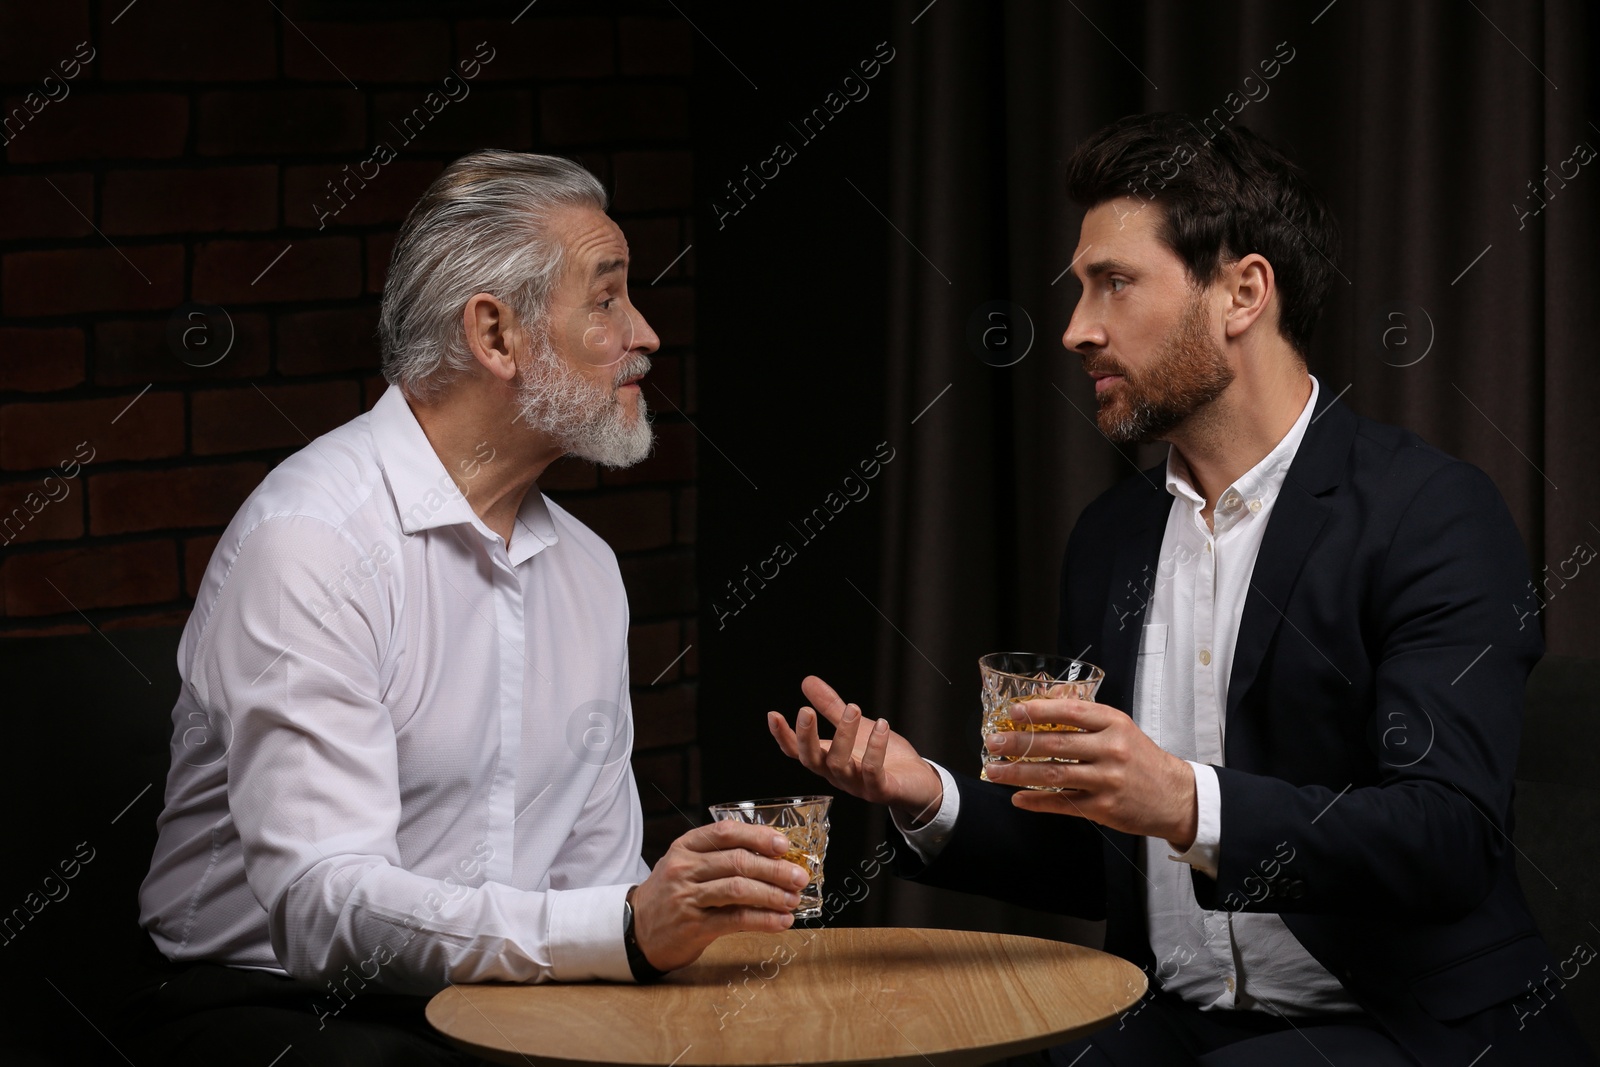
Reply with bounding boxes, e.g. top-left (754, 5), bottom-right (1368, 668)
top-left (627, 300), bottom-right (661, 357)
top-left (1061, 296), bottom-right (1105, 355)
